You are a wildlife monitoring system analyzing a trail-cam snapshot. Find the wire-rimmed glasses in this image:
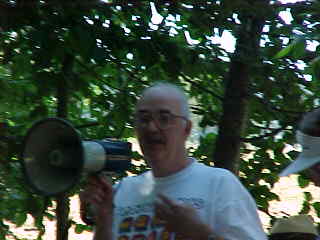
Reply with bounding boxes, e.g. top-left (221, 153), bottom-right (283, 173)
top-left (134, 111), bottom-right (188, 130)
